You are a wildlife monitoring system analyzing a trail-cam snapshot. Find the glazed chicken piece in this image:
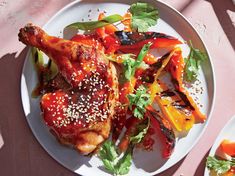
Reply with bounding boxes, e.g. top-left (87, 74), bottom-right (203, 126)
top-left (19, 23), bottom-right (107, 88)
top-left (19, 23), bottom-right (118, 154)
